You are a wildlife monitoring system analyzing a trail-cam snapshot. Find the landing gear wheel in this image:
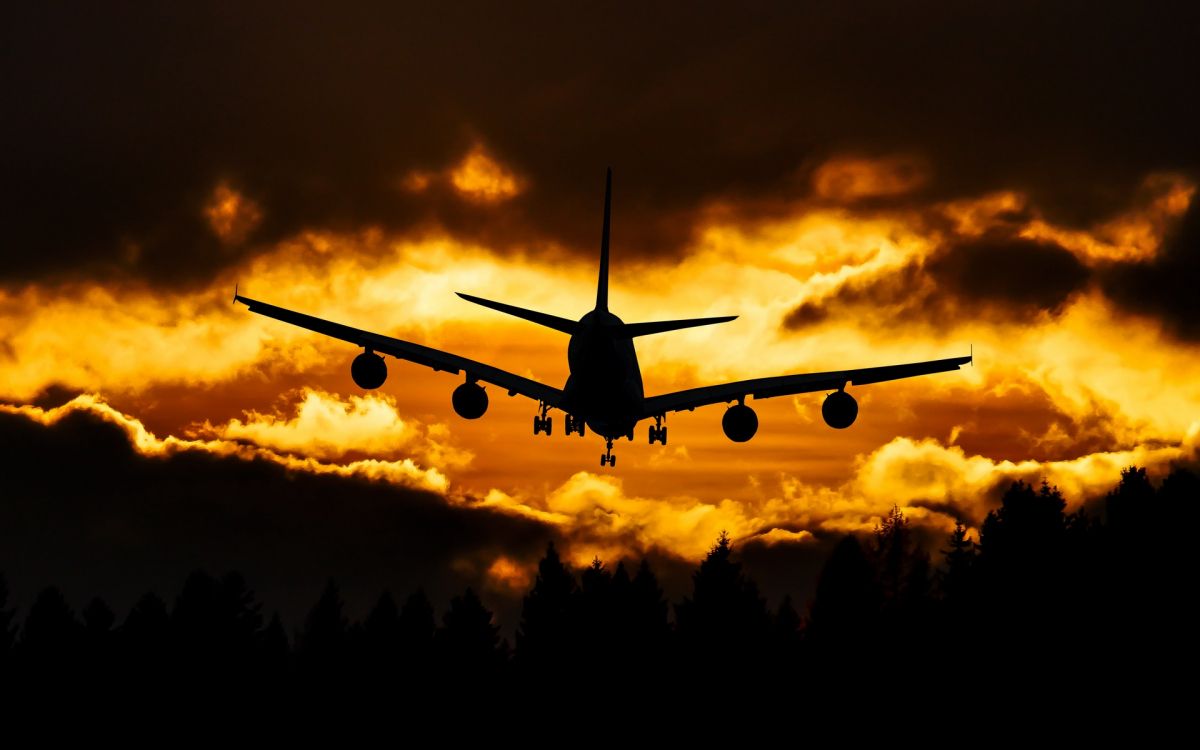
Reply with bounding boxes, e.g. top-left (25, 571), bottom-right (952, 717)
top-left (600, 438), bottom-right (616, 467)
